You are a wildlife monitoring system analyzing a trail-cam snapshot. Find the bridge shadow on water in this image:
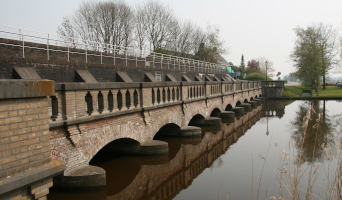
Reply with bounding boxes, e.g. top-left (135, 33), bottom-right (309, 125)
top-left (49, 101), bottom-right (286, 200)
